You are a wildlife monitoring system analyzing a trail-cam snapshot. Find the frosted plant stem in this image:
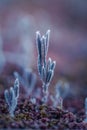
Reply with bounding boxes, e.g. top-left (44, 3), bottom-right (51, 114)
top-left (42, 83), bottom-right (49, 103)
top-left (36, 30), bottom-right (56, 104)
top-left (10, 111), bottom-right (14, 118)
